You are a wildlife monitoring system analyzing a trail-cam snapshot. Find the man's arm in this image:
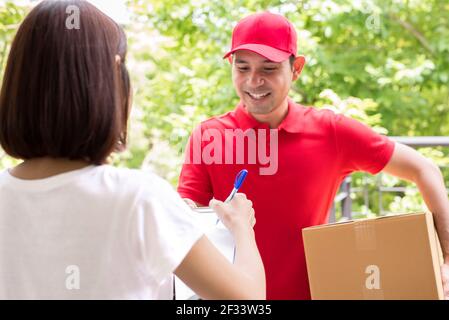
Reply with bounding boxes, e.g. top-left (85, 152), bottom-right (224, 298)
top-left (178, 126), bottom-right (214, 206)
top-left (382, 142), bottom-right (449, 298)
